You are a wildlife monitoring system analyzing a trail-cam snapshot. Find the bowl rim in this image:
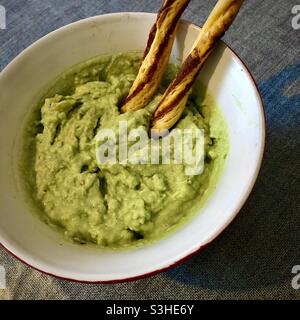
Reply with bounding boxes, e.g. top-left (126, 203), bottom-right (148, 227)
top-left (0, 12), bottom-right (266, 284)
